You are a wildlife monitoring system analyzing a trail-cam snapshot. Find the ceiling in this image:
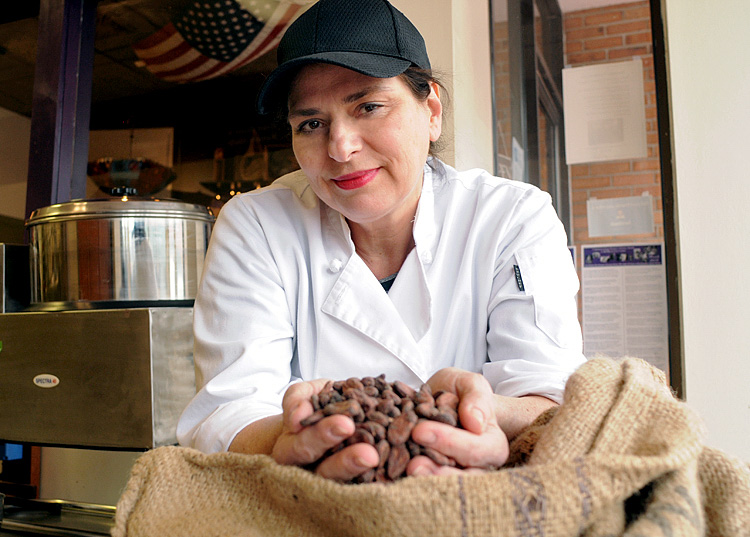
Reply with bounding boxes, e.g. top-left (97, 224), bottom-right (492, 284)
top-left (0, 0), bottom-right (278, 119)
top-left (0, 0), bottom-right (642, 121)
